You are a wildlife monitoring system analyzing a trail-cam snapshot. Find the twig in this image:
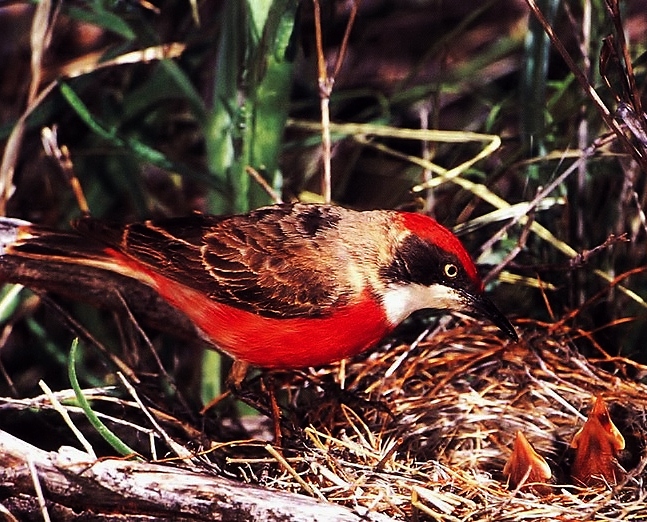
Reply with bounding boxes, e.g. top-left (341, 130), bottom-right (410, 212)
top-left (111, 290), bottom-right (193, 416)
top-left (39, 380), bottom-right (97, 459)
top-left (524, 0), bottom-right (647, 172)
top-left (0, 503), bottom-right (19, 522)
top-left (37, 292), bottom-right (139, 384)
top-left (116, 372), bottom-right (194, 463)
top-left (28, 456), bottom-right (51, 522)
top-left (311, 0), bottom-right (360, 203)
top-left (483, 210), bottom-right (533, 286)
top-left (265, 443), bottom-right (325, 500)
top-left (41, 126), bottom-right (90, 215)
top-left (246, 166), bottom-right (283, 203)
